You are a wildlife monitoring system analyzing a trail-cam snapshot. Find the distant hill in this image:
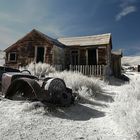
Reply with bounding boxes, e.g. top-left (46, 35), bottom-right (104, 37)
top-left (0, 50), bottom-right (5, 59)
top-left (0, 50), bottom-right (5, 66)
top-left (122, 56), bottom-right (140, 67)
